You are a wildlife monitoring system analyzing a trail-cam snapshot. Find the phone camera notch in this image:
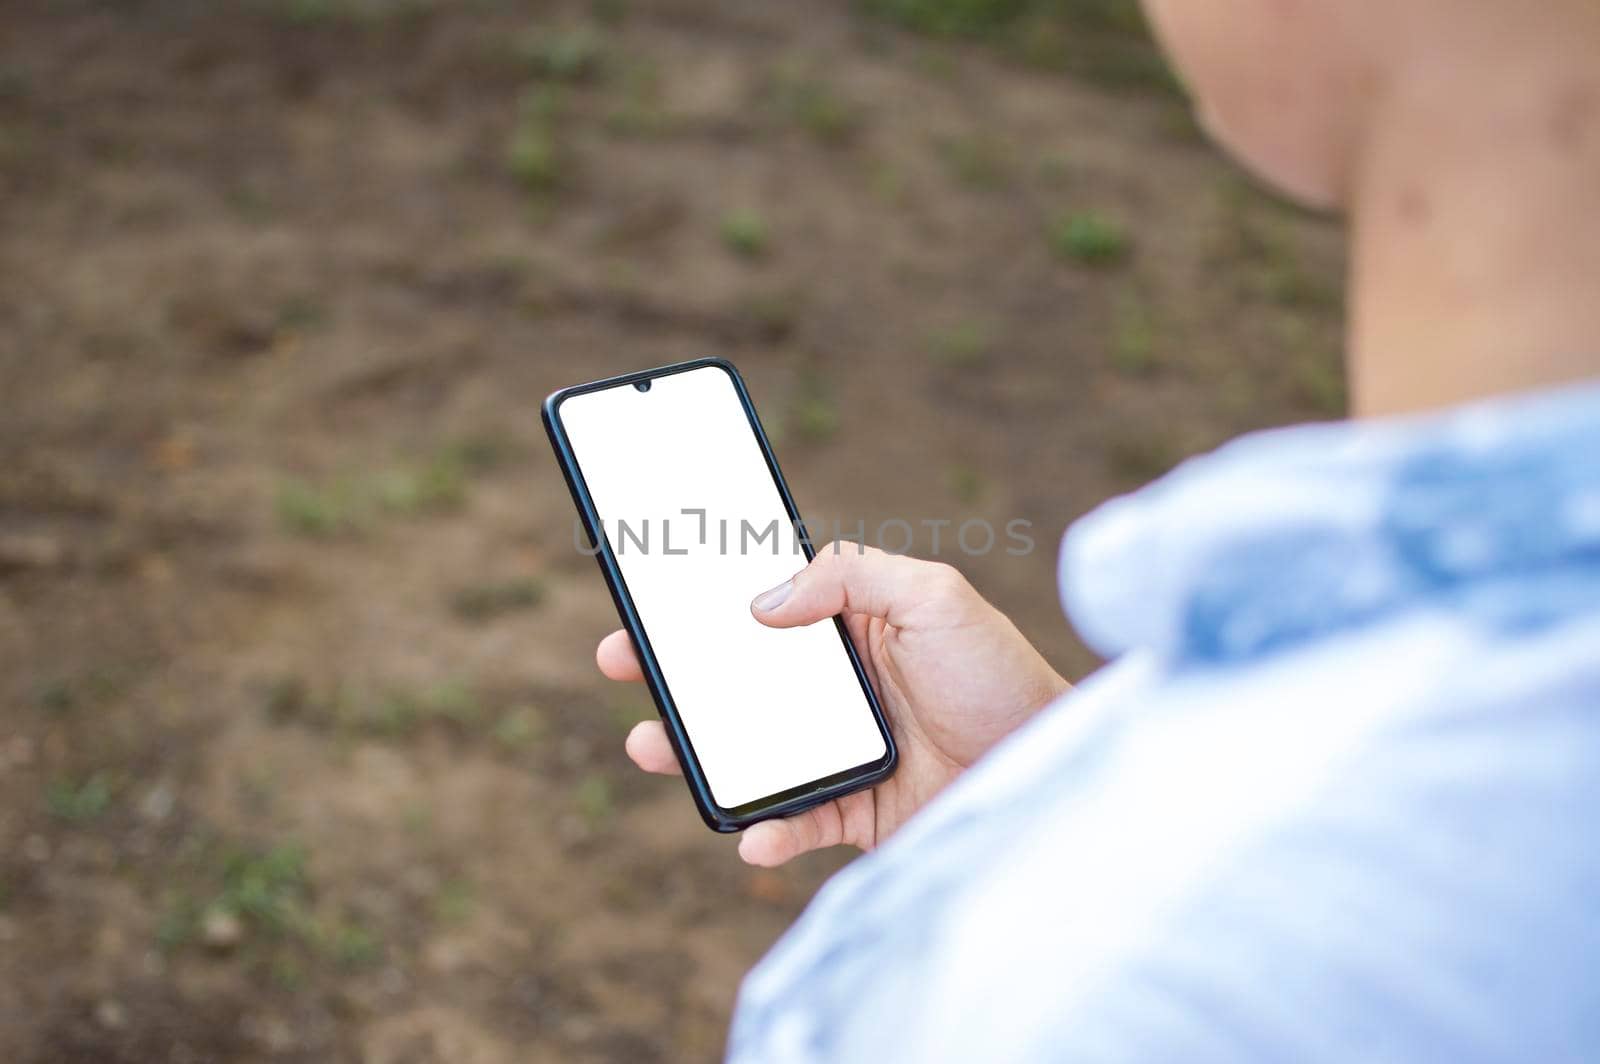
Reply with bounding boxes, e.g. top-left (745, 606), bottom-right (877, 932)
top-left (634, 380), bottom-right (652, 393)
